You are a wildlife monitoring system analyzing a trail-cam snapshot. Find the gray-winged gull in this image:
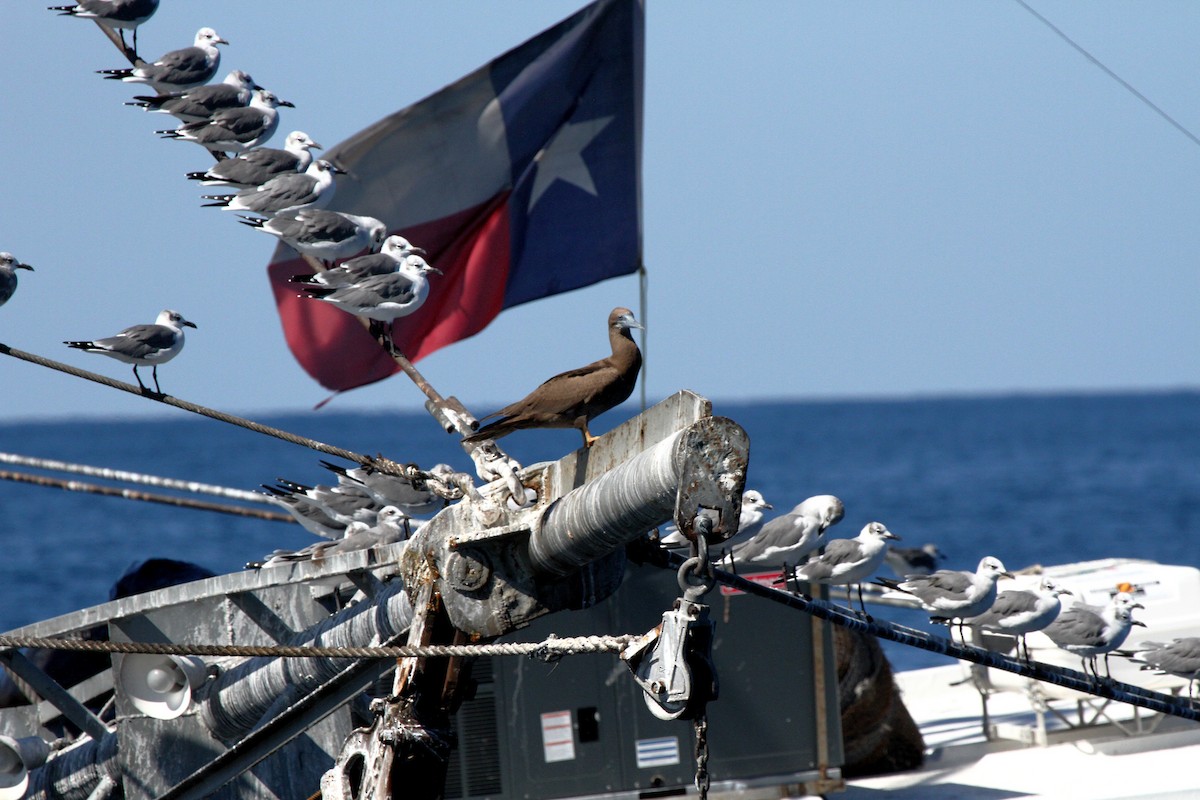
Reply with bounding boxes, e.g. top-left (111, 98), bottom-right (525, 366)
top-left (1123, 637), bottom-right (1200, 698)
top-left (298, 253), bottom-right (442, 354)
top-left (788, 521), bottom-right (900, 615)
top-left (268, 478), bottom-right (382, 527)
top-left (0, 252), bottom-right (34, 308)
top-left (187, 131), bottom-right (321, 188)
top-left (320, 460), bottom-right (452, 518)
top-left (1044, 591), bottom-right (1145, 679)
top-left (244, 209), bottom-right (387, 265)
top-left (290, 235), bottom-right (426, 289)
top-left (98, 27), bottom-right (227, 93)
top-left (876, 555), bottom-right (1013, 637)
top-left (659, 489), bottom-right (773, 550)
top-left (50, 0), bottom-right (159, 56)
top-left (725, 494), bottom-right (844, 570)
top-left (883, 543), bottom-right (947, 578)
top-left (463, 307), bottom-right (643, 448)
top-left (203, 159), bottom-right (343, 217)
top-left (159, 88), bottom-right (291, 153)
top-left (965, 576), bottom-right (1072, 660)
top-left (64, 309), bottom-right (195, 394)
top-left (128, 69), bottom-right (259, 122)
